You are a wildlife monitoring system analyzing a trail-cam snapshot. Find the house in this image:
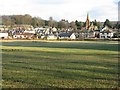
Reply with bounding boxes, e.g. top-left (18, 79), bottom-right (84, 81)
top-left (13, 33), bottom-right (35, 39)
top-left (79, 29), bottom-right (87, 38)
top-left (45, 27), bottom-right (54, 35)
top-left (24, 30), bottom-right (35, 34)
top-left (100, 30), bottom-right (114, 39)
top-left (100, 26), bottom-right (114, 39)
top-left (13, 34), bottom-right (24, 39)
top-left (79, 29), bottom-right (100, 39)
top-left (58, 33), bottom-right (72, 39)
top-left (89, 22), bottom-right (98, 30)
top-left (52, 27), bottom-right (57, 32)
top-left (35, 27), bottom-right (45, 33)
top-left (35, 27), bottom-right (46, 38)
top-left (87, 30), bottom-right (95, 38)
top-left (13, 25), bottom-right (34, 30)
top-left (94, 30), bottom-right (100, 38)
top-left (0, 32), bottom-right (8, 39)
top-left (58, 32), bottom-right (79, 40)
top-left (70, 33), bottom-right (79, 40)
top-left (47, 34), bottom-right (57, 40)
